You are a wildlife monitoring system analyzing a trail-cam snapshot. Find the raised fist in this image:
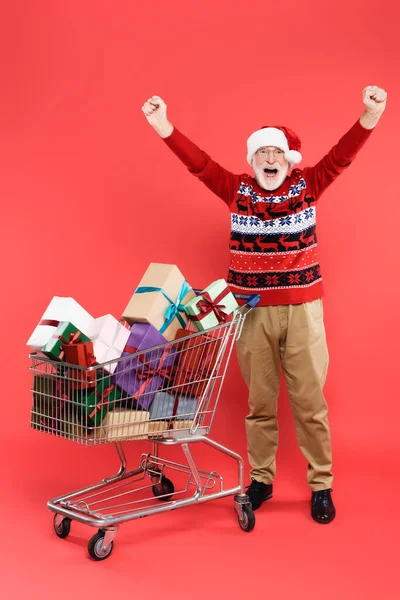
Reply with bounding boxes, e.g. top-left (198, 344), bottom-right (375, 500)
top-left (142, 96), bottom-right (168, 126)
top-left (362, 86), bottom-right (387, 116)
